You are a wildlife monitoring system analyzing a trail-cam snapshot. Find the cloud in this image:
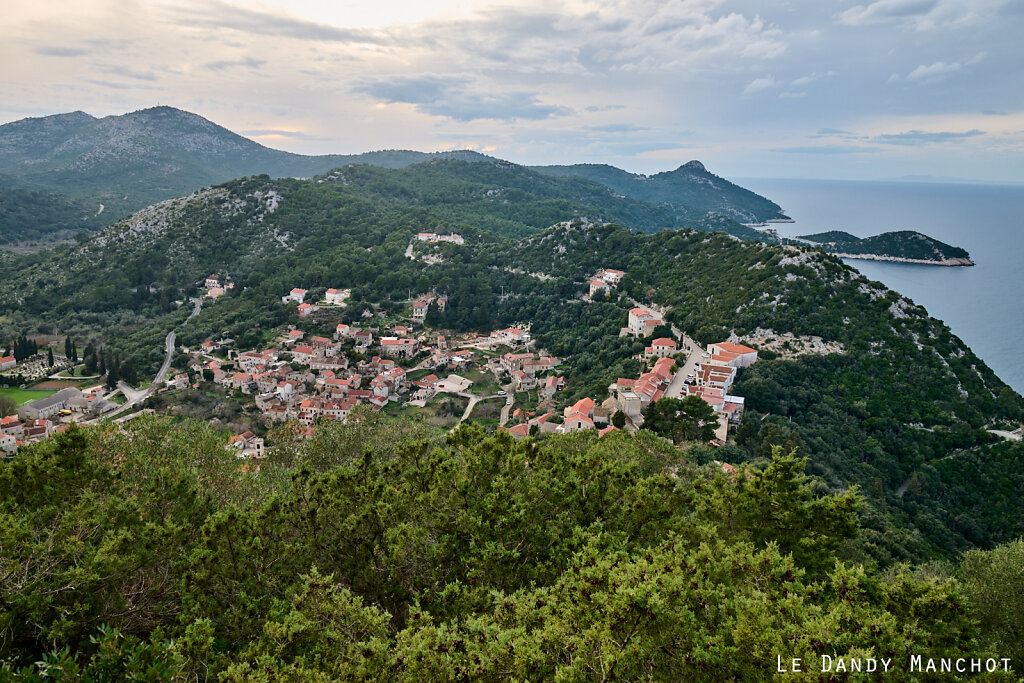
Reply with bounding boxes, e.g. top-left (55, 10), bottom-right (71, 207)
top-left (905, 60), bottom-right (962, 82)
top-left (35, 46), bottom-right (91, 57)
top-left (838, 0), bottom-right (1010, 30)
top-left (82, 79), bottom-right (163, 91)
top-left (743, 75), bottom-right (776, 94)
top-left (168, 0), bottom-right (386, 45)
top-left (240, 129), bottom-right (323, 140)
top-left (790, 73), bottom-right (821, 87)
top-left (97, 64), bottom-right (159, 82)
top-left (585, 105), bottom-right (627, 112)
top-left (983, 110), bottom-right (1008, 116)
top-left (204, 57), bottom-right (267, 72)
top-left (889, 53), bottom-right (985, 84)
top-left (873, 129), bottom-right (985, 144)
top-left (354, 76), bottom-right (572, 121)
top-left (839, 0), bottom-right (939, 26)
top-left (585, 123), bottom-right (649, 133)
top-left (815, 127), bottom-right (857, 136)
top-left (774, 145), bottom-right (877, 154)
